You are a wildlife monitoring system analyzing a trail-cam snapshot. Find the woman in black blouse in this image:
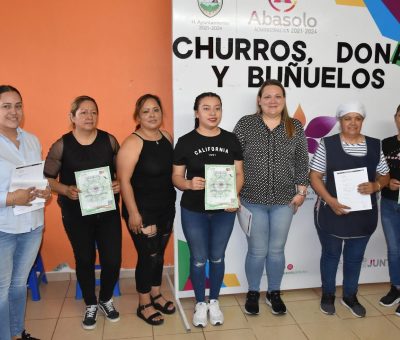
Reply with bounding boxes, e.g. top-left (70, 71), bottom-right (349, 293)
top-left (44, 96), bottom-right (121, 330)
top-left (233, 79), bottom-right (309, 316)
top-left (379, 104), bottom-right (400, 316)
top-left (117, 94), bottom-right (176, 326)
